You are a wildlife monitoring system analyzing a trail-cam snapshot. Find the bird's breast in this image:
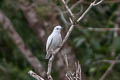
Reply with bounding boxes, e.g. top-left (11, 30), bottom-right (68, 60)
top-left (51, 34), bottom-right (61, 49)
